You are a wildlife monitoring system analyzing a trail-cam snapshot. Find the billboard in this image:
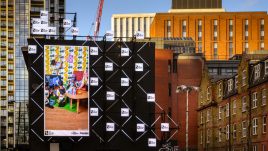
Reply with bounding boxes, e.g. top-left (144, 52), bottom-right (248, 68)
top-left (44, 45), bottom-right (89, 136)
top-left (28, 39), bottom-right (158, 151)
